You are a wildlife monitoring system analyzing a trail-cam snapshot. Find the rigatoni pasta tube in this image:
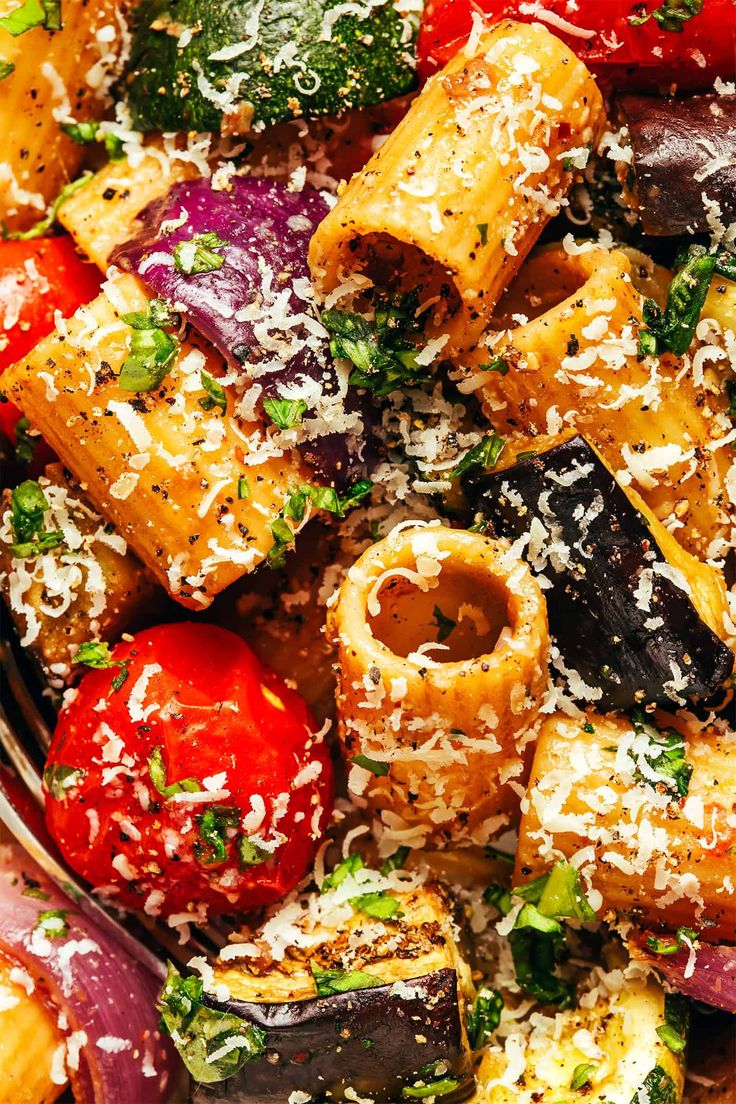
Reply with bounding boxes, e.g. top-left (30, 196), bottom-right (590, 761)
top-left (328, 524), bottom-right (549, 848)
top-left (0, 0), bottom-right (122, 232)
top-left (309, 20), bottom-right (605, 352)
top-left (476, 247), bottom-right (732, 558)
top-left (3, 273), bottom-right (306, 607)
top-left (515, 712), bottom-right (736, 943)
